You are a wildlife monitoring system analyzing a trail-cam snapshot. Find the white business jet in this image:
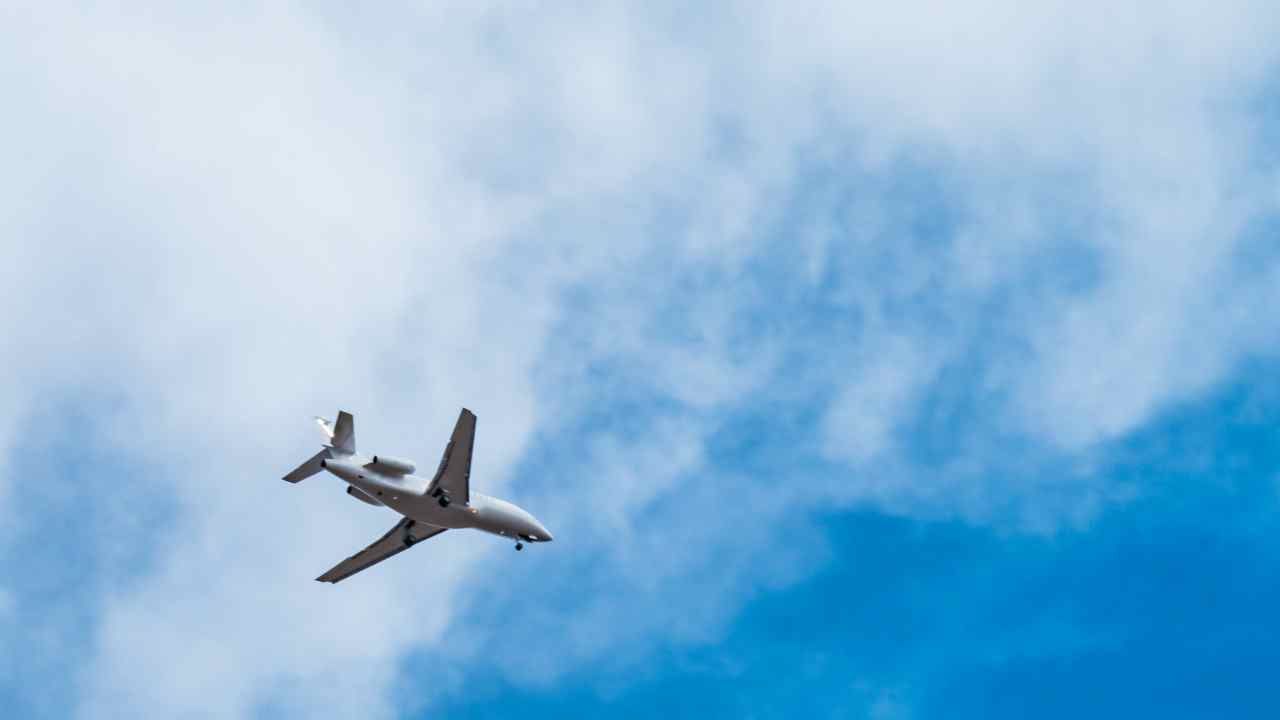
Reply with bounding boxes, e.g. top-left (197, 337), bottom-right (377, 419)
top-left (283, 408), bottom-right (553, 583)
